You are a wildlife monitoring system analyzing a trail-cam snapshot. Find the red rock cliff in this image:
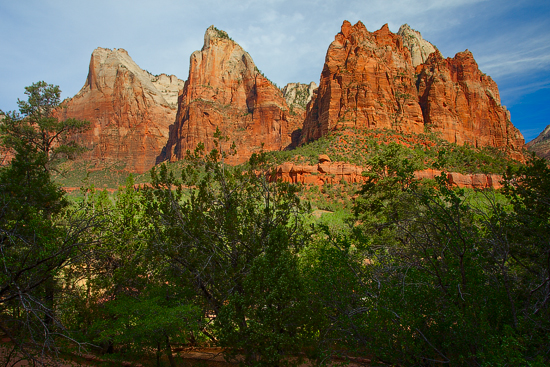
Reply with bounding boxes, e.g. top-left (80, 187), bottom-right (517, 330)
top-left (417, 50), bottom-right (524, 159)
top-left (59, 47), bottom-right (184, 174)
top-left (300, 21), bottom-right (524, 158)
top-left (158, 26), bottom-right (302, 164)
top-left (300, 21), bottom-right (425, 143)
